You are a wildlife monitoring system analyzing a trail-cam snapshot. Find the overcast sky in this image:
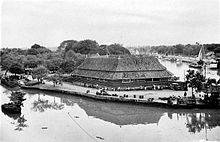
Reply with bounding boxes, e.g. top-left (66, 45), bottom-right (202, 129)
top-left (1, 0), bottom-right (220, 48)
